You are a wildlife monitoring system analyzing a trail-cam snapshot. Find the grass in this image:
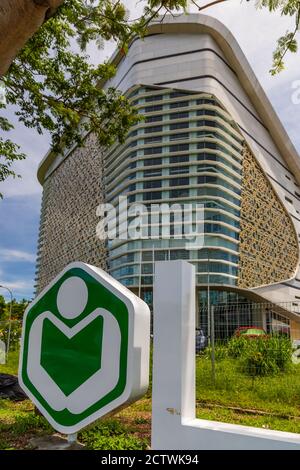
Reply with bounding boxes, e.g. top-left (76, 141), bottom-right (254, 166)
top-left (0, 349), bottom-right (19, 376)
top-left (196, 356), bottom-right (300, 419)
top-left (0, 400), bottom-right (52, 450)
top-left (0, 398), bottom-right (151, 450)
top-left (1, 350), bottom-right (300, 448)
top-left (196, 406), bottom-right (300, 434)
